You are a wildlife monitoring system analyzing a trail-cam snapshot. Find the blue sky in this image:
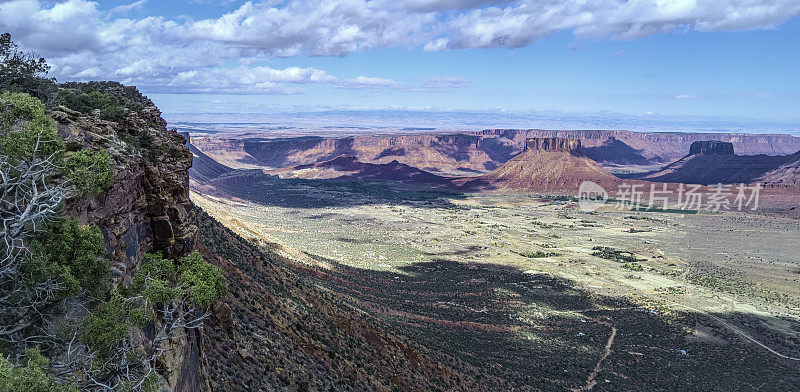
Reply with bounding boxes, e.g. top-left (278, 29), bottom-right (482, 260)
top-left (2, 1), bottom-right (799, 129)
